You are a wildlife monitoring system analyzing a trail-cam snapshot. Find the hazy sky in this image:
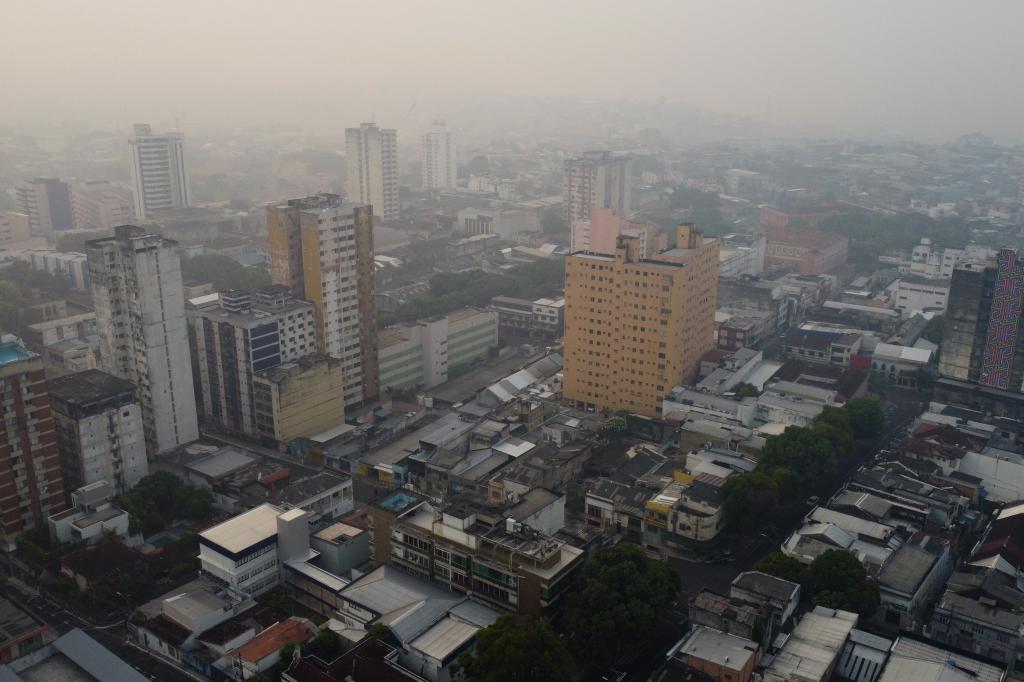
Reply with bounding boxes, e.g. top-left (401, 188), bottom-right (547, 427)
top-left (3, 0), bottom-right (1023, 141)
